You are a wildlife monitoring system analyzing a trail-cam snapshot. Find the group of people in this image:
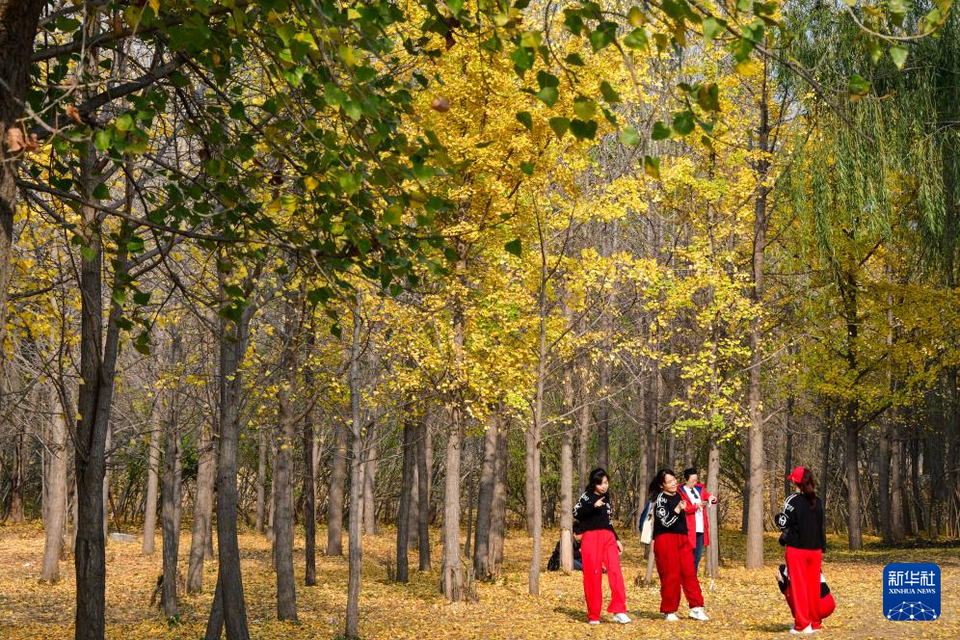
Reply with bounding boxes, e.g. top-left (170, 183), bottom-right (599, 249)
top-left (571, 464), bottom-right (829, 633)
